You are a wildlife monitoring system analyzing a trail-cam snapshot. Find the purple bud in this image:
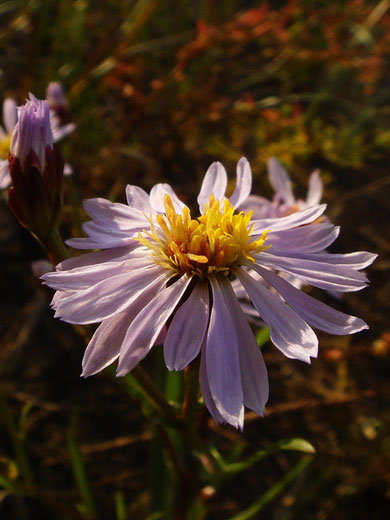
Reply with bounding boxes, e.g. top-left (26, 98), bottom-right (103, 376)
top-left (46, 82), bottom-right (66, 108)
top-left (11, 94), bottom-right (53, 171)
